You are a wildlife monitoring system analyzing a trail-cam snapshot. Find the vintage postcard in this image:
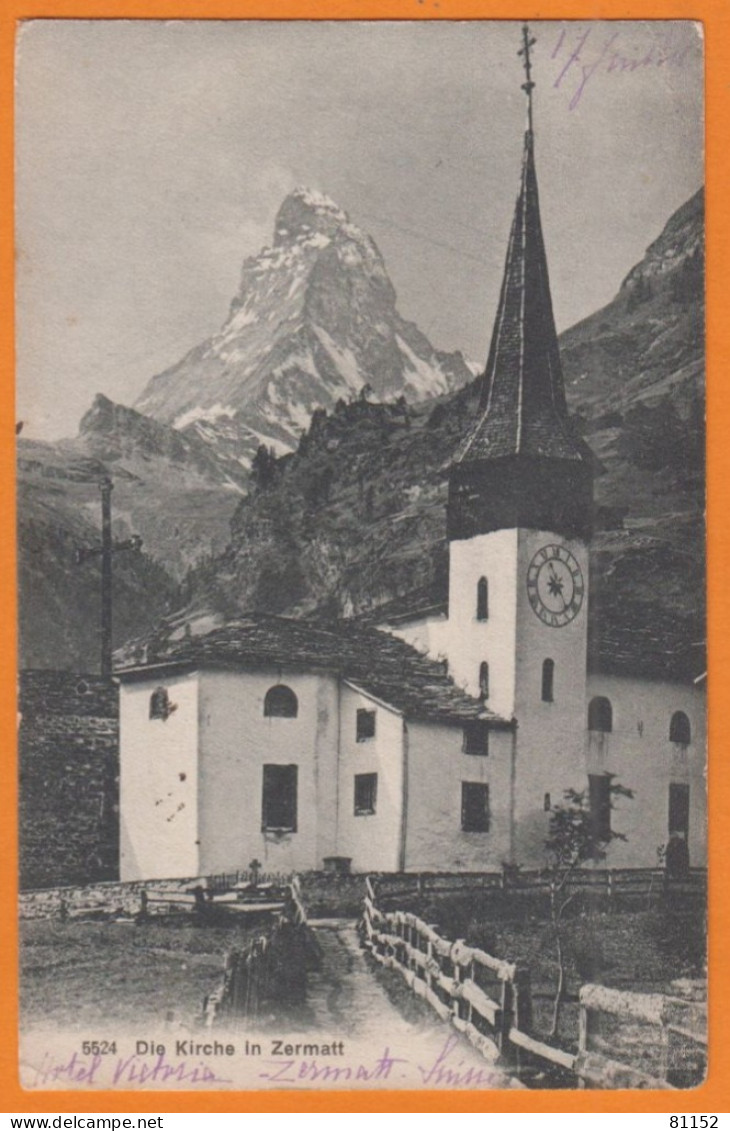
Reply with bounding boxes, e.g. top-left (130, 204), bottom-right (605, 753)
top-left (14, 17), bottom-right (709, 1100)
